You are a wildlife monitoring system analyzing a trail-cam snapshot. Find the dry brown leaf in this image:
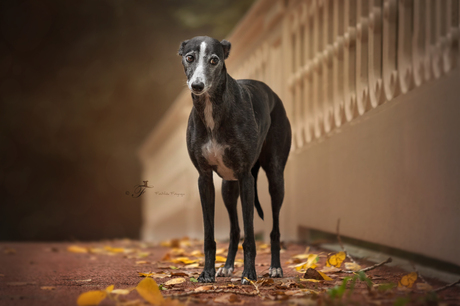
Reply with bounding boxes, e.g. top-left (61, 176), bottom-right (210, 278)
top-left (7, 282), bottom-right (36, 286)
top-left (74, 279), bottom-right (92, 282)
top-left (171, 271), bottom-right (190, 277)
top-left (136, 261), bottom-right (151, 265)
top-left (195, 285), bottom-right (214, 292)
top-left (164, 278), bottom-right (186, 286)
top-left (3, 248), bottom-right (16, 254)
top-left (303, 268), bottom-right (333, 281)
top-left (416, 282), bottom-right (433, 291)
top-left (40, 286), bottom-right (56, 290)
top-left (344, 262), bottom-right (362, 271)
